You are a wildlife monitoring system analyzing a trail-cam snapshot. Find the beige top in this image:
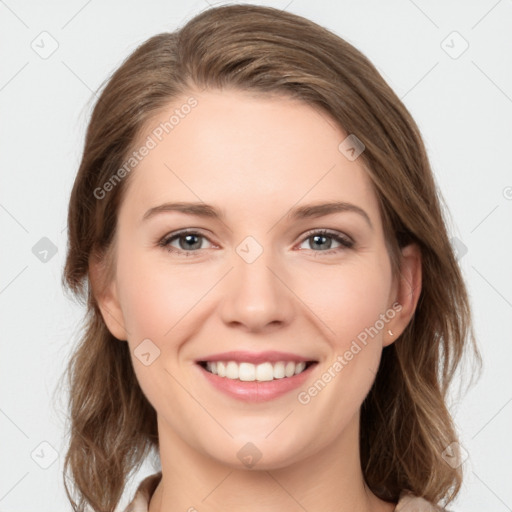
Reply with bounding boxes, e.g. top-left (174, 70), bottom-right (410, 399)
top-left (123, 472), bottom-right (447, 511)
